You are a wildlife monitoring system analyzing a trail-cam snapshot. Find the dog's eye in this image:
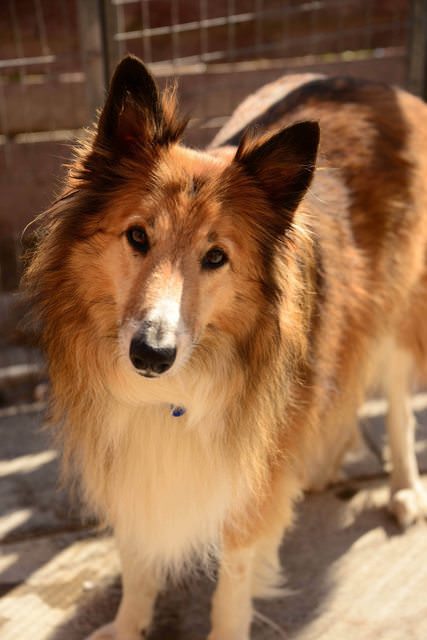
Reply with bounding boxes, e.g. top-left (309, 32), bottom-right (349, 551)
top-left (126, 226), bottom-right (149, 253)
top-left (201, 247), bottom-right (228, 270)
